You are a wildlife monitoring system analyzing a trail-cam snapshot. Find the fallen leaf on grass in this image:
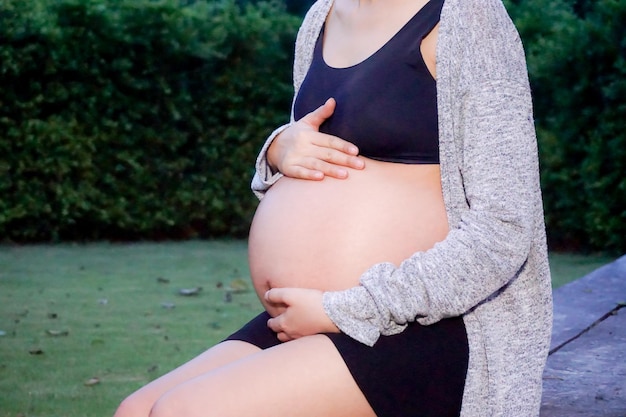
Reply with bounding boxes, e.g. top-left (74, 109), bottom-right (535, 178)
top-left (227, 278), bottom-right (249, 293)
top-left (161, 302), bottom-right (176, 309)
top-left (46, 329), bottom-right (69, 337)
top-left (28, 348), bottom-right (44, 355)
top-left (157, 277), bottom-right (170, 284)
top-left (84, 377), bottom-right (100, 387)
top-left (178, 287), bottom-right (202, 296)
